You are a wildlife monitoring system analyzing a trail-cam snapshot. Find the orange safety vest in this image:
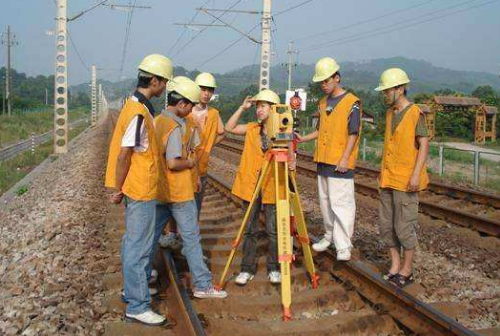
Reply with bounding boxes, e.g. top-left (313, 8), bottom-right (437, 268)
top-left (232, 122), bottom-right (276, 204)
top-left (105, 98), bottom-right (159, 201)
top-left (379, 104), bottom-right (429, 191)
top-left (314, 93), bottom-right (361, 169)
top-left (187, 107), bottom-right (222, 177)
top-left (154, 113), bottom-right (195, 203)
